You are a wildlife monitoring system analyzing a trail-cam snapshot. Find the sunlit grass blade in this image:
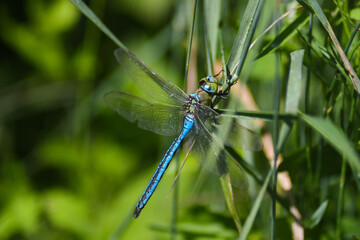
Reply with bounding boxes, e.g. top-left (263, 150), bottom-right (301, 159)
top-left (250, 5), bottom-right (303, 50)
top-left (220, 177), bottom-right (242, 233)
top-left (299, 111), bottom-right (360, 172)
top-left (183, 0), bottom-right (198, 89)
top-left (216, 100), bottom-right (244, 232)
top-left (297, 0), bottom-right (360, 94)
top-left (227, 147), bottom-right (302, 222)
top-left (256, 14), bottom-right (309, 60)
top-left (219, 28), bottom-right (228, 84)
top-left (238, 168), bottom-right (275, 240)
top-left (305, 200), bottom-right (329, 229)
top-left (70, 0), bottom-right (125, 49)
top-left (226, 0), bottom-right (264, 83)
top-left (285, 50), bottom-right (304, 113)
top-left (152, 222), bottom-right (237, 238)
top-left (217, 109), bottom-right (298, 121)
top-left (173, 0), bottom-right (198, 237)
top-left (277, 49), bottom-right (304, 152)
top-left (204, 0), bottom-right (221, 72)
top-left (275, 50), bottom-right (304, 239)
